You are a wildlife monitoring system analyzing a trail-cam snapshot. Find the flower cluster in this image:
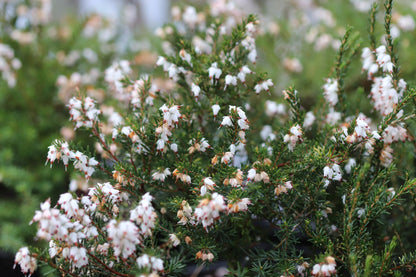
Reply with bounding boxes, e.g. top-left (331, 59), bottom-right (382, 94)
top-left (323, 164), bottom-right (342, 187)
top-left (105, 60), bottom-right (132, 94)
top-left (152, 168), bottom-right (171, 182)
top-left (46, 140), bottom-right (99, 180)
top-left (188, 138), bottom-right (211, 154)
top-left (196, 250), bottom-right (215, 262)
top-left (275, 181), bottom-right (293, 196)
top-left (311, 256), bottom-right (337, 276)
top-left (361, 46), bottom-right (407, 116)
top-left (247, 168), bottom-right (270, 183)
top-left (130, 78), bottom-right (157, 109)
top-left (107, 220), bottom-right (141, 260)
top-left (156, 104), bottom-right (181, 152)
top-left (0, 43), bottom-right (21, 87)
top-left (29, 197), bottom-right (96, 267)
top-left (68, 96), bottom-right (102, 130)
top-left (227, 197), bottom-right (251, 213)
top-left (322, 78), bottom-right (339, 107)
top-left (359, 35), bottom-right (411, 169)
top-left (283, 124), bottom-right (303, 151)
top-left (14, 247), bottom-right (37, 276)
top-left (130, 193), bottom-right (157, 237)
top-left (194, 192), bottom-right (227, 230)
top-left (177, 200), bottom-right (194, 225)
top-left (254, 79), bottom-right (274, 94)
top-left (200, 177), bottom-right (216, 196)
top-left (172, 169), bottom-right (192, 184)
top-left (137, 254), bottom-right (164, 275)
top-left (221, 105), bottom-right (249, 131)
